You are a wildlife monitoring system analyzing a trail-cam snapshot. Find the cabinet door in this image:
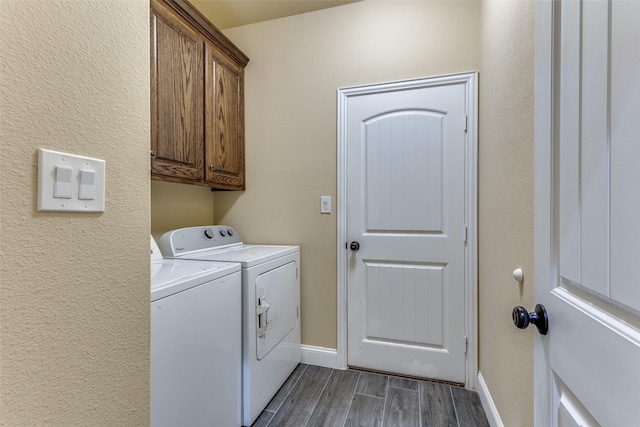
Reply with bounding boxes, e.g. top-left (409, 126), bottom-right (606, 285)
top-left (151, 0), bottom-right (204, 181)
top-left (205, 44), bottom-right (245, 190)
